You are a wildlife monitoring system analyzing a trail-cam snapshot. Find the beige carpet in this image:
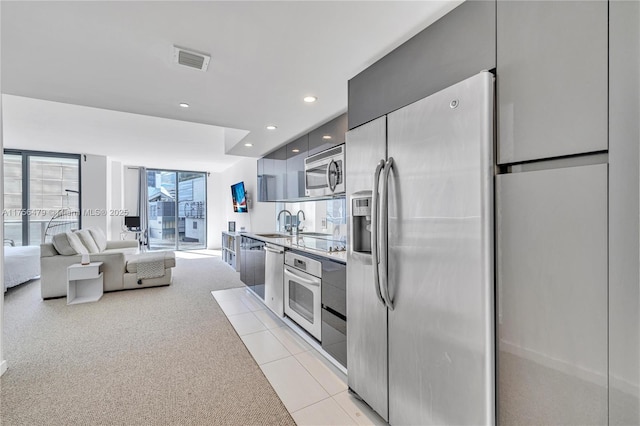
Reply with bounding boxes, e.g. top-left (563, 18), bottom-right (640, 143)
top-left (0, 251), bottom-right (295, 426)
